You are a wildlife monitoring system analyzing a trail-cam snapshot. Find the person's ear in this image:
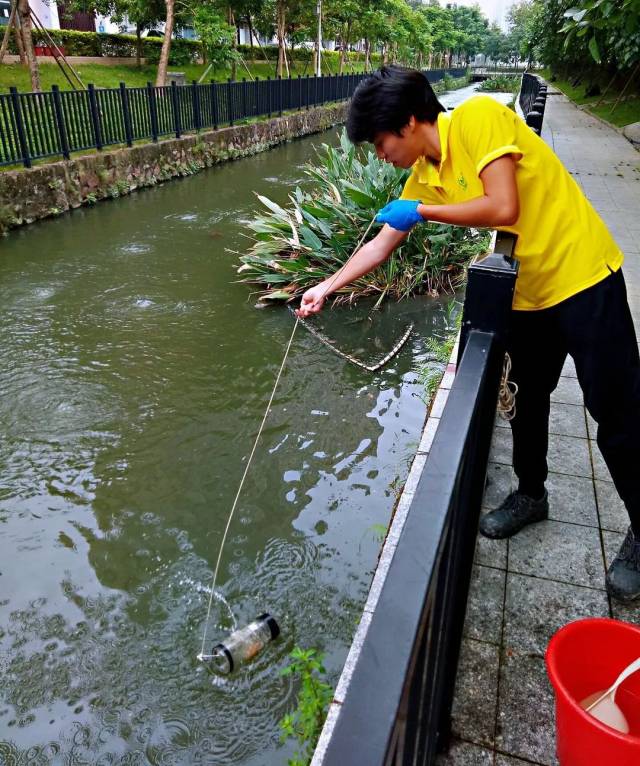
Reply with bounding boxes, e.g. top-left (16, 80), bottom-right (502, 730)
top-left (401, 116), bottom-right (416, 136)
